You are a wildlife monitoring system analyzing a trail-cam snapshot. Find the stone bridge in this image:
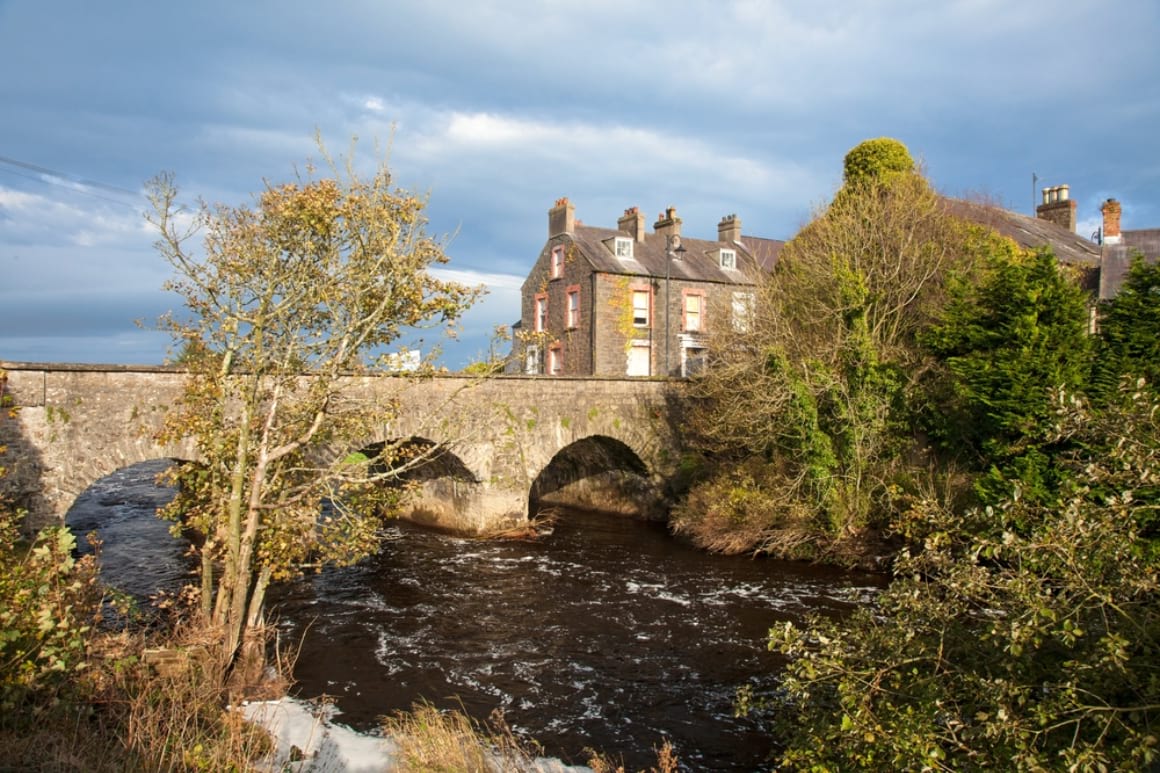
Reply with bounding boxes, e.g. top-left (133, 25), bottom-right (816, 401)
top-left (0, 362), bottom-right (688, 533)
